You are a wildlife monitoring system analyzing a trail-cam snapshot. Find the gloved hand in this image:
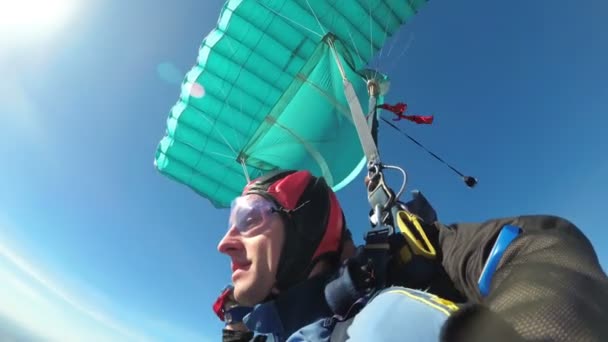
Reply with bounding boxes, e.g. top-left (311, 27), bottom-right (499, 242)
top-left (325, 246), bottom-right (376, 318)
top-left (346, 246), bottom-right (376, 293)
top-left (213, 285), bottom-right (252, 332)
